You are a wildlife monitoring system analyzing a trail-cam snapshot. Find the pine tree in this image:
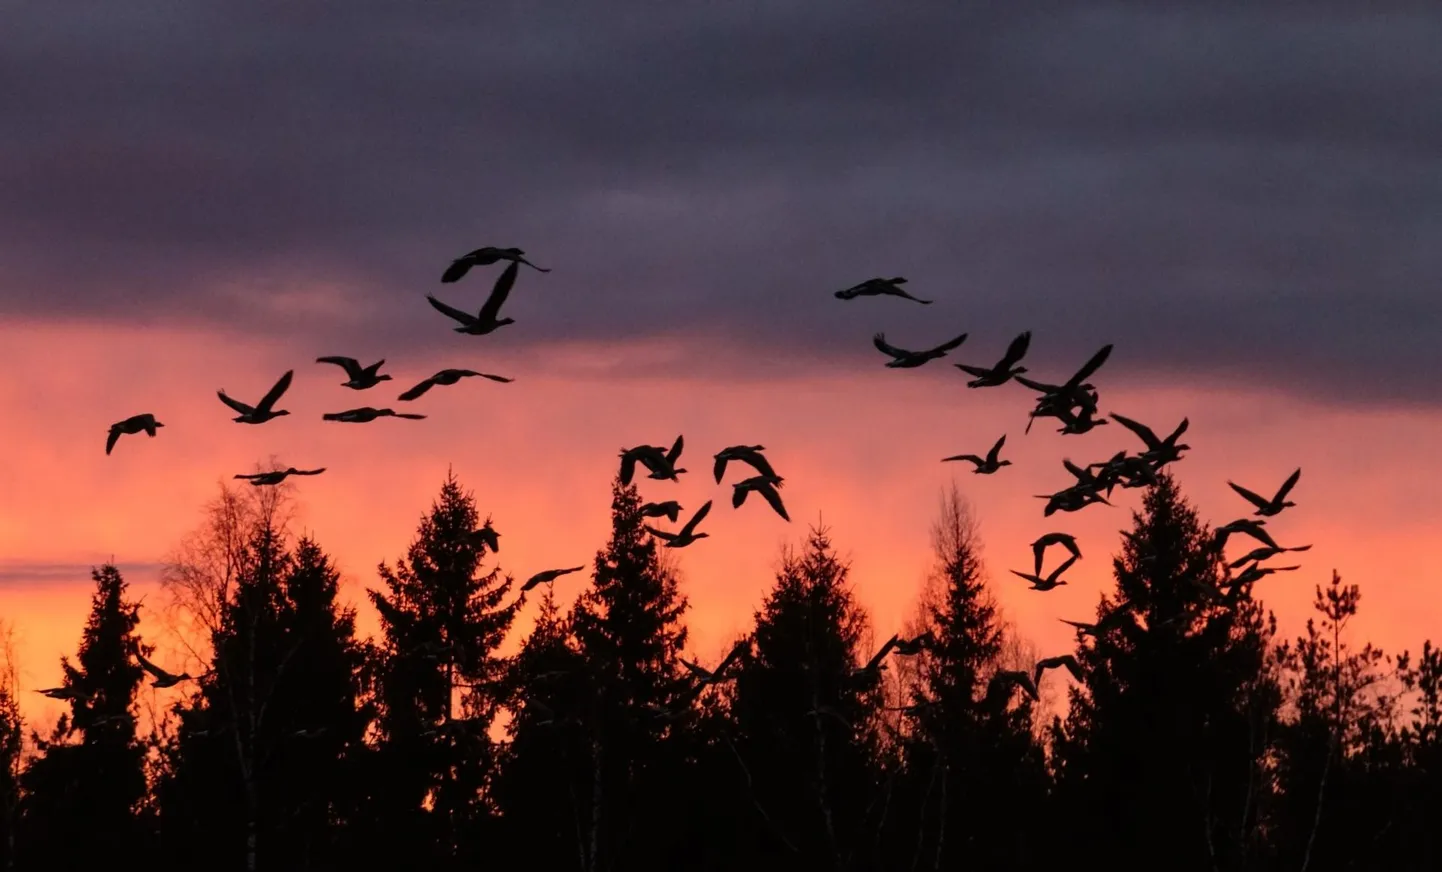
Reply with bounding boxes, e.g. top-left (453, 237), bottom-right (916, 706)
top-left (0, 621), bottom-right (23, 871)
top-left (884, 484), bottom-right (1047, 870)
top-left (17, 564), bottom-right (148, 867)
top-left (1271, 571), bottom-right (1399, 871)
top-left (726, 526), bottom-right (886, 872)
top-left (1052, 473), bottom-right (1282, 871)
top-left (1390, 639), bottom-right (1442, 868)
top-left (567, 478), bottom-right (695, 872)
top-left (364, 470), bottom-right (520, 865)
